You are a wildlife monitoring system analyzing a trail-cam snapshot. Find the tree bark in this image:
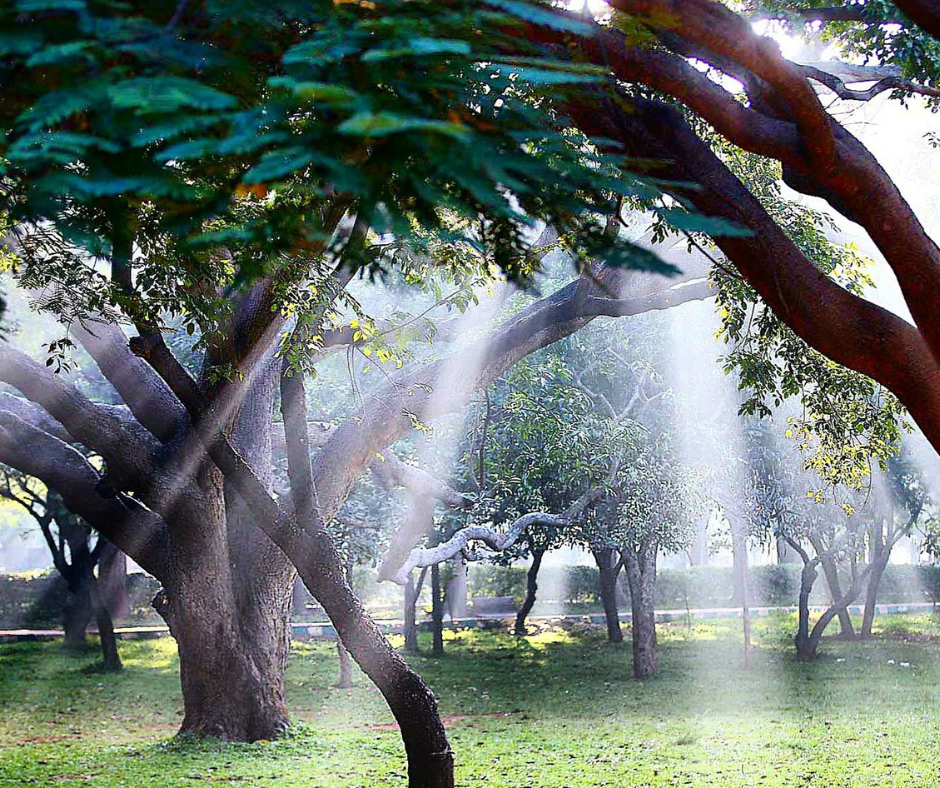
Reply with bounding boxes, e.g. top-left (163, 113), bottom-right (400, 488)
top-left (404, 568), bottom-right (428, 655)
top-left (729, 517), bottom-right (752, 667)
top-left (815, 544), bottom-right (856, 640)
top-left (794, 556), bottom-right (819, 662)
top-left (97, 541), bottom-right (129, 620)
top-left (336, 559), bottom-right (355, 688)
top-left (444, 553), bottom-right (469, 620)
top-left (62, 579), bottom-right (93, 649)
top-left (593, 547), bottom-right (623, 644)
top-left (623, 544), bottom-right (658, 678)
top-left (430, 562), bottom-right (444, 656)
top-left (514, 548), bottom-right (545, 636)
top-left (89, 576), bottom-right (122, 671)
top-left (279, 365), bottom-right (454, 787)
top-left (861, 554), bottom-right (890, 639)
top-left (156, 491), bottom-right (288, 741)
